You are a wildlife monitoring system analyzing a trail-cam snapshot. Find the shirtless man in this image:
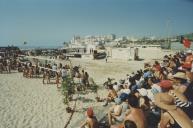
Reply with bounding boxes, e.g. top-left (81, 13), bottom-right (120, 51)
top-left (124, 94), bottom-right (147, 128)
top-left (103, 84), bottom-right (118, 106)
top-left (108, 98), bottom-right (123, 125)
